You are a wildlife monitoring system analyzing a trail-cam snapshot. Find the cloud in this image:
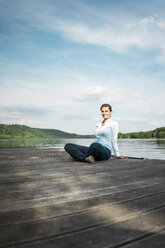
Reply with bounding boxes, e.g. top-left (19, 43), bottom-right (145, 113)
top-left (137, 109), bottom-right (165, 116)
top-left (133, 93), bottom-right (142, 99)
top-left (56, 14), bottom-right (165, 59)
top-left (115, 117), bottom-right (147, 123)
top-left (0, 0), bottom-right (164, 134)
top-left (141, 16), bottom-right (165, 30)
top-left (157, 18), bottom-right (165, 30)
top-left (155, 111), bottom-right (165, 116)
top-left (1, 1), bottom-right (165, 63)
top-left (0, 111), bottom-right (41, 126)
top-left (73, 85), bottom-right (105, 102)
top-left (73, 85), bottom-right (128, 105)
top-left (62, 113), bottom-right (90, 120)
top-left (0, 105), bottom-right (55, 117)
top-left (0, 117), bottom-right (40, 126)
top-left (92, 117), bottom-right (100, 122)
top-left (53, 14), bottom-right (165, 64)
top-left (0, 105), bottom-right (58, 127)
